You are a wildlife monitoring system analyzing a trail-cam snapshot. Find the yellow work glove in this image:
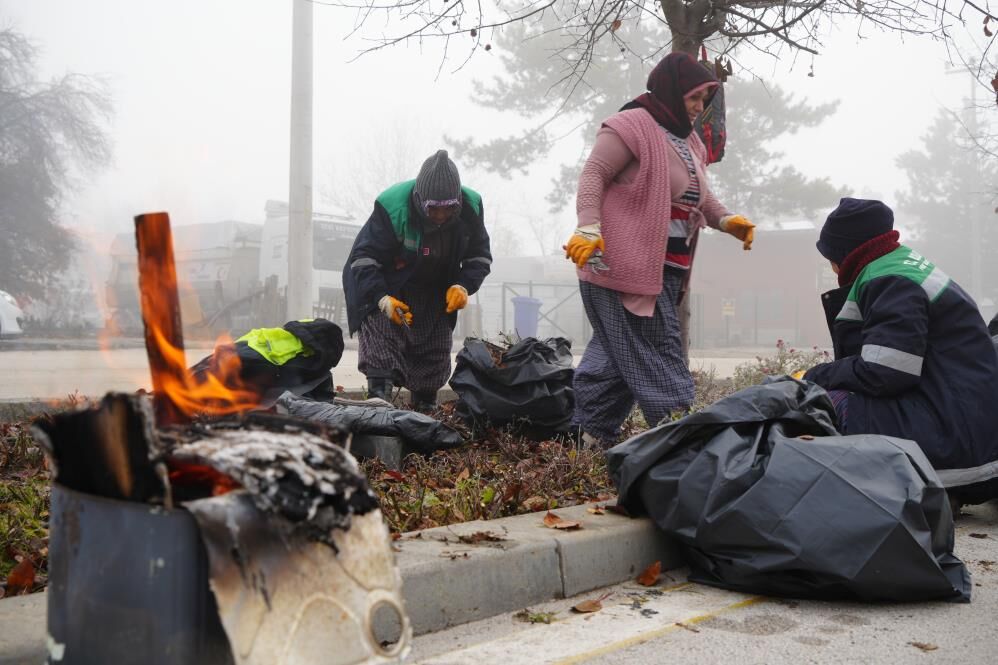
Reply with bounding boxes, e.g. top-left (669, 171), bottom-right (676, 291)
top-left (563, 224), bottom-right (605, 269)
top-left (719, 215), bottom-right (756, 250)
top-left (378, 295), bottom-right (413, 326)
top-left (445, 284), bottom-right (469, 313)
top-left (791, 370), bottom-right (806, 380)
